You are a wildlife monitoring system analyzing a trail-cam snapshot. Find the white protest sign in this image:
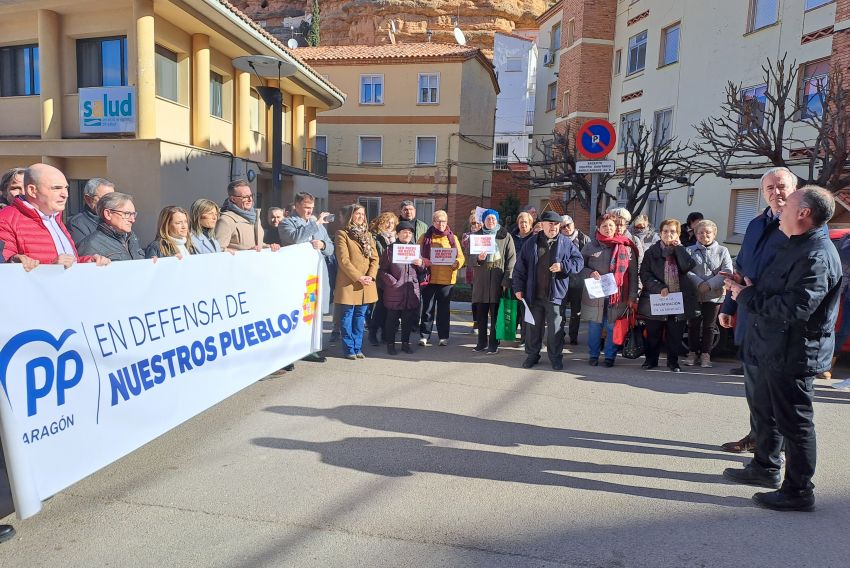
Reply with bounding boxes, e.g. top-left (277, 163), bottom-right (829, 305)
top-left (584, 273), bottom-right (619, 299)
top-left (474, 206), bottom-right (488, 223)
top-left (469, 234), bottom-right (497, 255)
top-left (0, 244), bottom-right (324, 519)
top-left (521, 298), bottom-right (536, 325)
top-left (650, 292), bottom-right (685, 315)
top-left (430, 247), bottom-right (458, 266)
top-left (392, 243), bottom-right (421, 264)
